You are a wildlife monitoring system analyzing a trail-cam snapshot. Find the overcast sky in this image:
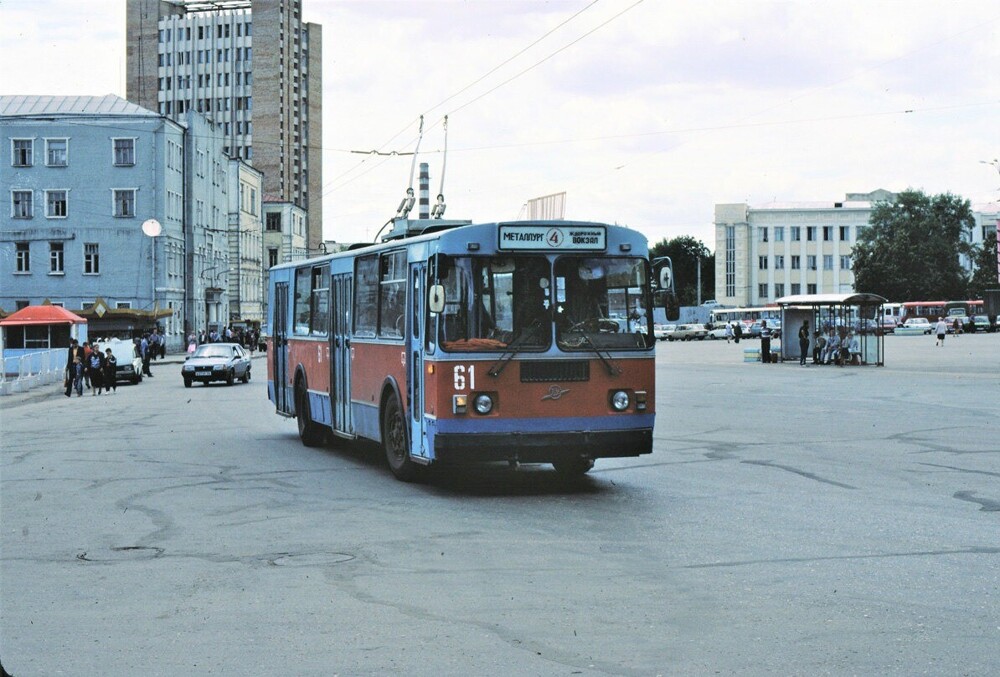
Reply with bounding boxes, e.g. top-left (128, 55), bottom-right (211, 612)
top-left (2, 0), bottom-right (998, 249)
